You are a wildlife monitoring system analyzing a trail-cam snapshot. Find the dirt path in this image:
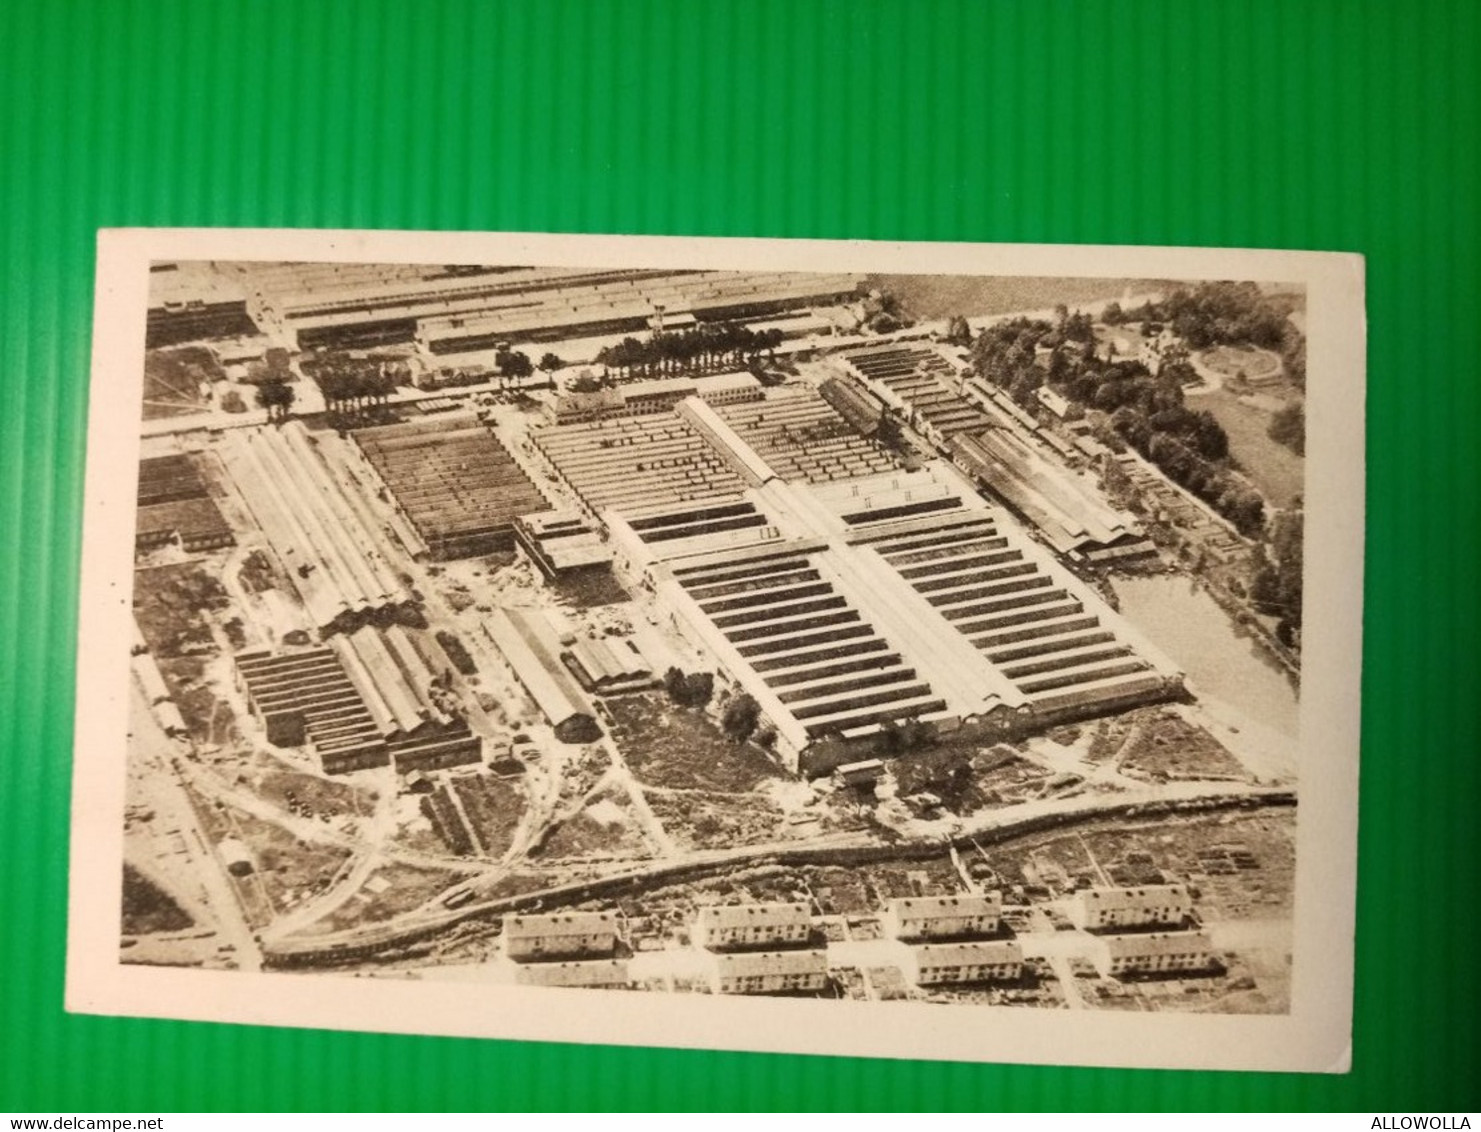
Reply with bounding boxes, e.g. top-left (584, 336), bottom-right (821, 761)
top-left (265, 781), bottom-right (1291, 960)
top-left (126, 684), bottom-right (263, 971)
